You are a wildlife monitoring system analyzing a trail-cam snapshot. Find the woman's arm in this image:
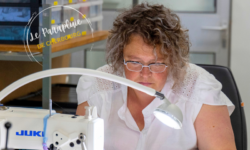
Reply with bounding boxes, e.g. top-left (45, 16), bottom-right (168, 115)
top-left (76, 101), bottom-right (89, 116)
top-left (194, 104), bottom-right (236, 150)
